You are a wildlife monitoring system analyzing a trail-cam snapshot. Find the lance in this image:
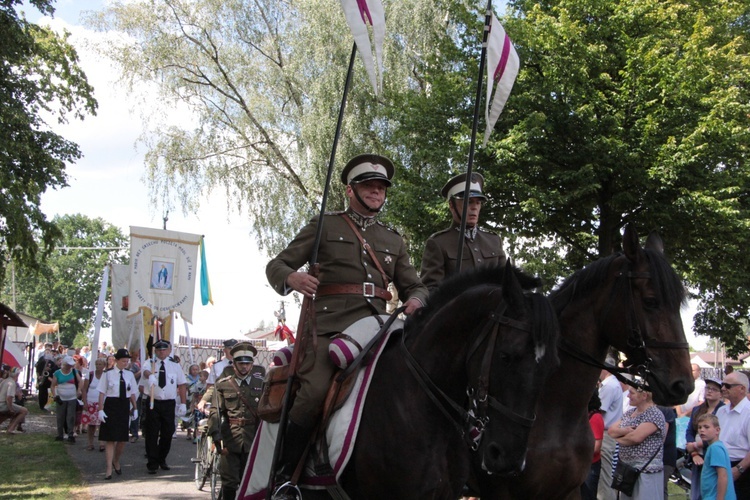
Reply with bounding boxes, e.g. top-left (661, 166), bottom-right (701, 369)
top-left (149, 314), bottom-right (160, 410)
top-left (454, 0), bottom-right (493, 274)
top-left (266, 41), bottom-right (358, 499)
